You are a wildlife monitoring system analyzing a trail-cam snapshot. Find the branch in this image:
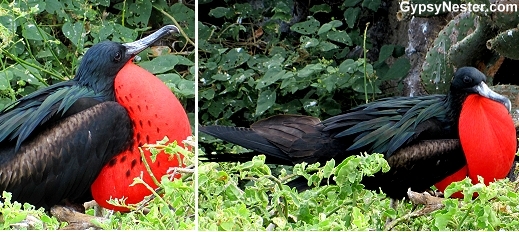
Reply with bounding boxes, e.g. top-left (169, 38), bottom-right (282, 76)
top-left (153, 5), bottom-right (195, 47)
